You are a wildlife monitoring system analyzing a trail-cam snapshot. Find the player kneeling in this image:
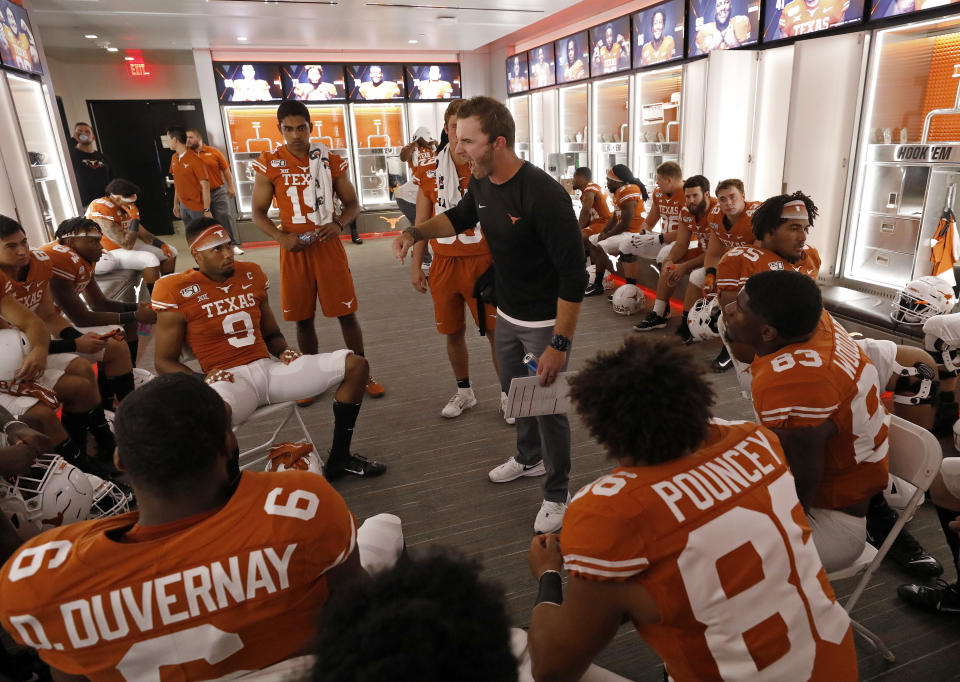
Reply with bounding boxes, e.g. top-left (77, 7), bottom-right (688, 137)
top-left (152, 218), bottom-right (385, 480)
